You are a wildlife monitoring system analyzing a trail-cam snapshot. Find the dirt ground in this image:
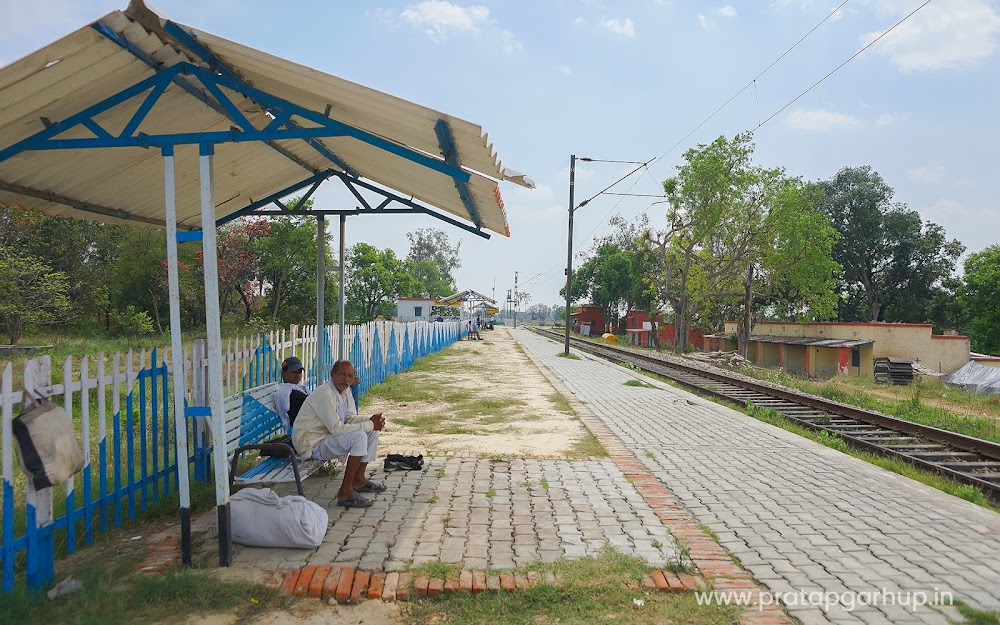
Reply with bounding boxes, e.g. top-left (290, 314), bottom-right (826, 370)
top-left (162, 600), bottom-right (404, 625)
top-left (374, 326), bottom-right (592, 457)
